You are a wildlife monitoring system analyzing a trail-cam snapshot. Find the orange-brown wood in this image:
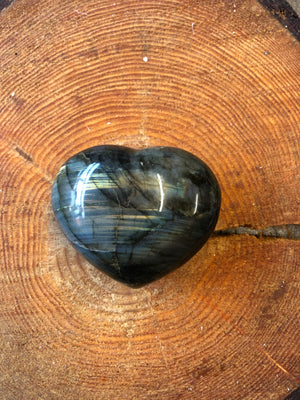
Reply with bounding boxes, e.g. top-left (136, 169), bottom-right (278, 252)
top-left (0, 0), bottom-right (299, 399)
